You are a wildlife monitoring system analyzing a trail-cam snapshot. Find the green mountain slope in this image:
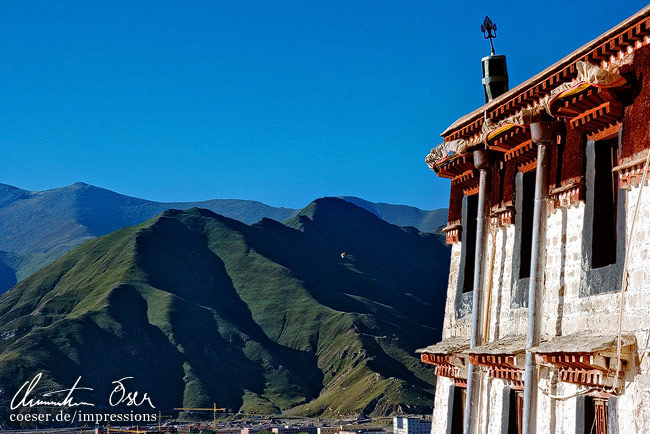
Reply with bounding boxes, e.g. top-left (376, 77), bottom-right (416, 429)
top-left (0, 198), bottom-right (449, 424)
top-left (0, 184), bottom-right (446, 294)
